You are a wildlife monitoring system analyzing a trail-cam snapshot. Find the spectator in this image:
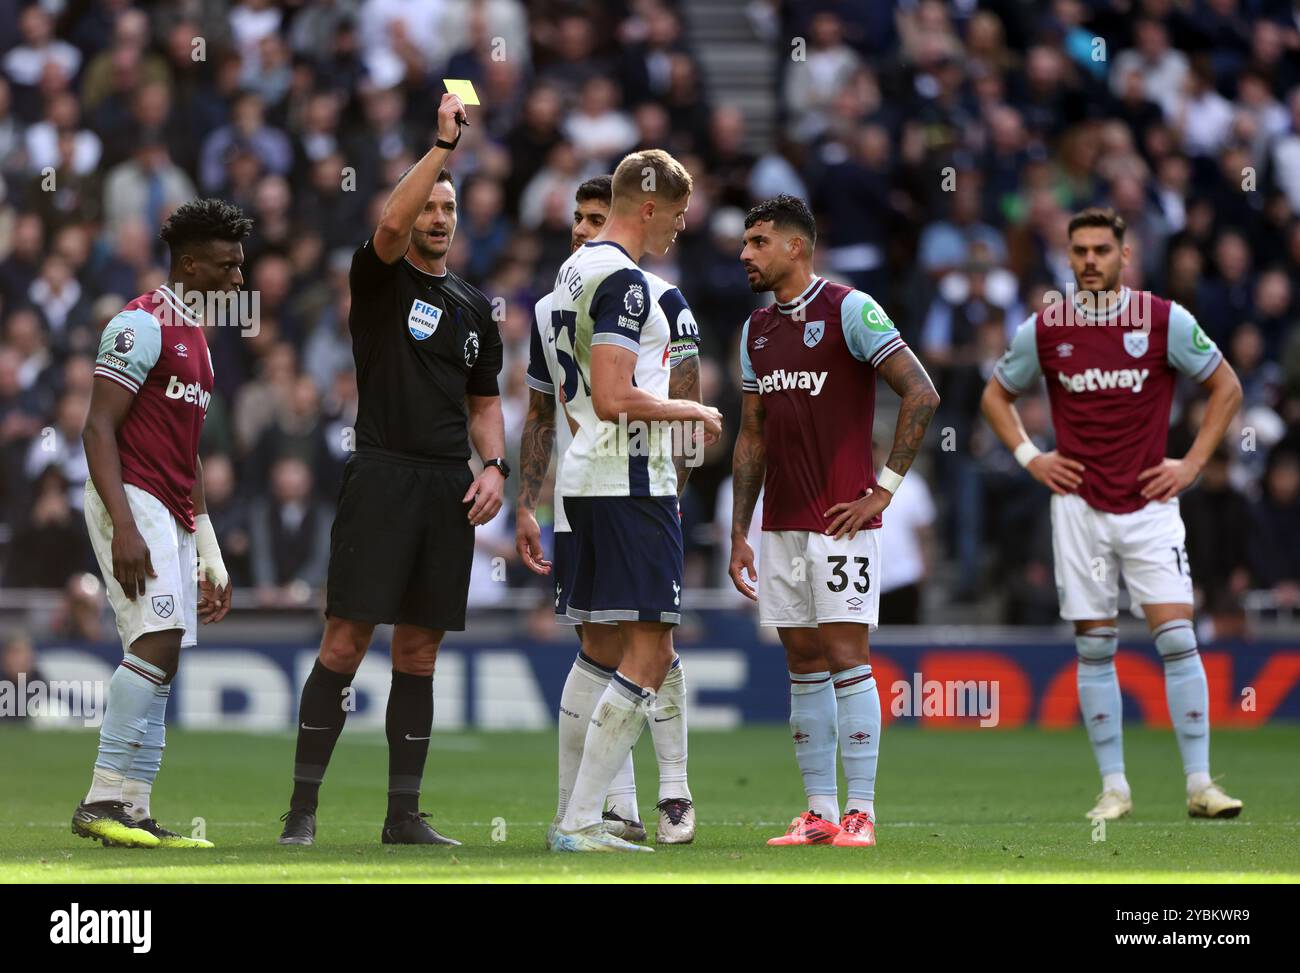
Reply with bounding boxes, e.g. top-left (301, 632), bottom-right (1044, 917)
top-left (249, 456), bottom-right (332, 605)
top-left (876, 459), bottom-right (936, 625)
top-left (1246, 445), bottom-right (1300, 609)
